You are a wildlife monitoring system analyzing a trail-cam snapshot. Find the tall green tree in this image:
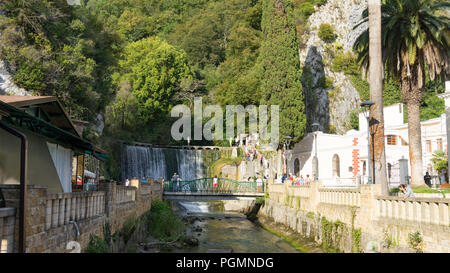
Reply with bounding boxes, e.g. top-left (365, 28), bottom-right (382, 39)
top-left (115, 36), bottom-right (192, 123)
top-left (258, 0), bottom-right (306, 145)
top-left (354, 0), bottom-right (449, 187)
